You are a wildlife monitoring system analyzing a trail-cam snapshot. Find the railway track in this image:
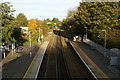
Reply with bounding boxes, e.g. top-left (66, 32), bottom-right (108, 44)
top-left (37, 29), bottom-right (96, 80)
top-left (56, 30), bottom-right (71, 79)
top-left (37, 32), bottom-right (58, 78)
